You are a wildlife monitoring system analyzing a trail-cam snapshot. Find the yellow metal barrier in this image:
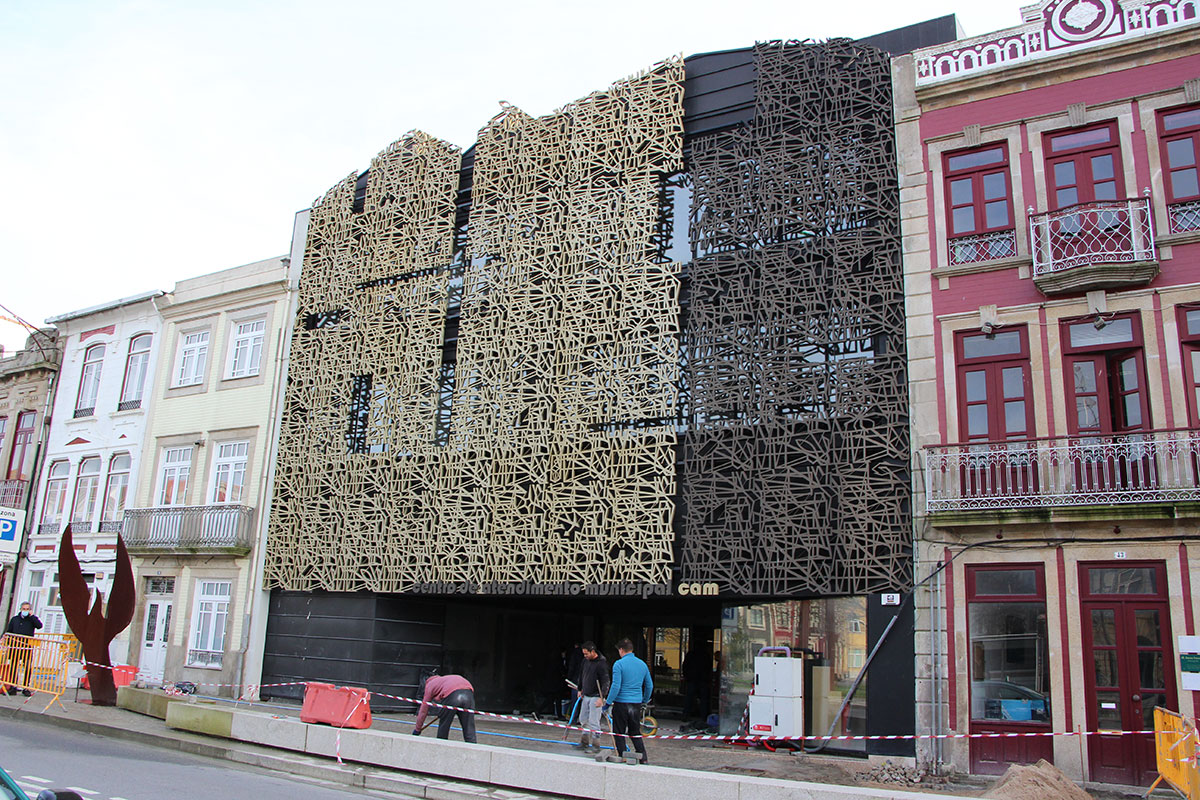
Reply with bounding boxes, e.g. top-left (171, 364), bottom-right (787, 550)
top-left (1147, 707), bottom-right (1200, 799)
top-left (36, 632), bottom-right (82, 662)
top-left (0, 632), bottom-right (70, 711)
